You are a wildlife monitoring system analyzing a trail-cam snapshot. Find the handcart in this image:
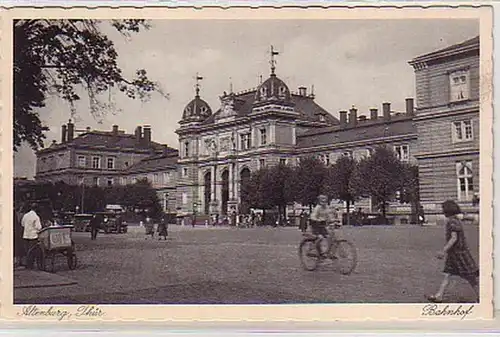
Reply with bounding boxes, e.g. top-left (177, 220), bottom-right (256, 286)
top-left (27, 225), bottom-right (77, 272)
